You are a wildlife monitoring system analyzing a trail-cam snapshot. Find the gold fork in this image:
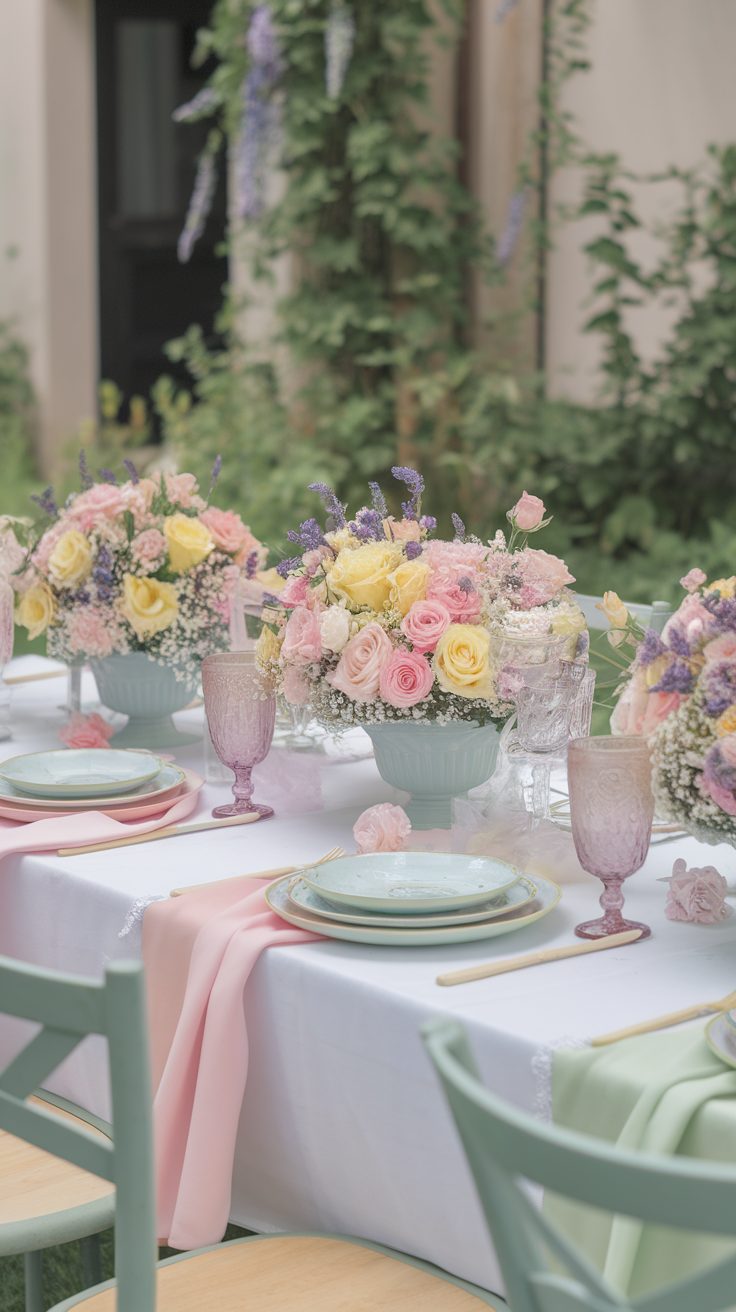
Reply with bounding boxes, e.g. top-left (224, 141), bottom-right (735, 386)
top-left (591, 988), bottom-right (736, 1047)
top-left (169, 845), bottom-right (344, 897)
